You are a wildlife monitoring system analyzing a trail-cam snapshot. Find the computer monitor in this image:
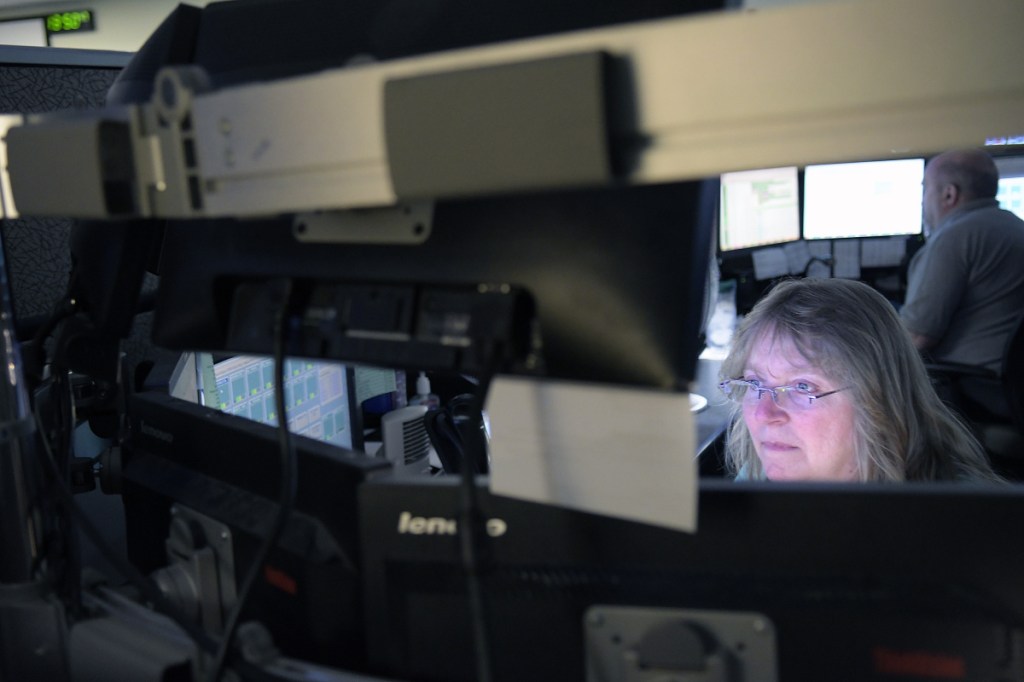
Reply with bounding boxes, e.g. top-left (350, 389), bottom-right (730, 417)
top-left (718, 166), bottom-right (801, 252)
top-left (203, 354), bottom-right (362, 451)
top-left (104, 0), bottom-right (729, 393)
top-left (358, 476), bottom-right (1024, 682)
top-left (994, 154), bottom-right (1024, 220)
top-left (153, 178), bottom-right (717, 392)
top-left (802, 158), bottom-right (925, 240)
